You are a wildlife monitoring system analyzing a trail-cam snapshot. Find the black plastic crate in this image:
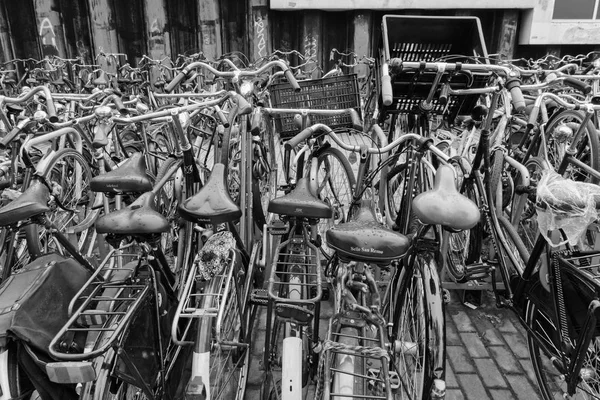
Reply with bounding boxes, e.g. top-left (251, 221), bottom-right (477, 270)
top-left (378, 15), bottom-right (490, 120)
top-left (270, 74), bottom-right (361, 139)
